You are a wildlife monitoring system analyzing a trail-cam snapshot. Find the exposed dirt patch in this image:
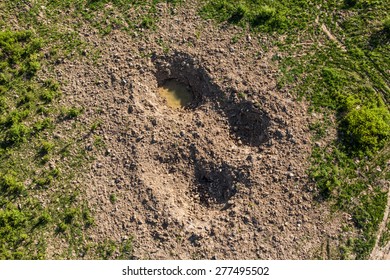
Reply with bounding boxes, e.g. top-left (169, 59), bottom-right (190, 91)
top-left (50, 2), bottom-right (349, 259)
